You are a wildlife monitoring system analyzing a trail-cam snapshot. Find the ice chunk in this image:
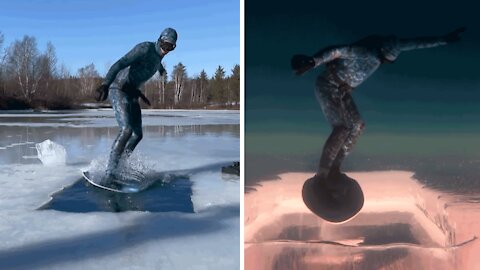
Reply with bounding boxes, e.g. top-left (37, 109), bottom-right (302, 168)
top-left (35, 139), bottom-right (67, 166)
